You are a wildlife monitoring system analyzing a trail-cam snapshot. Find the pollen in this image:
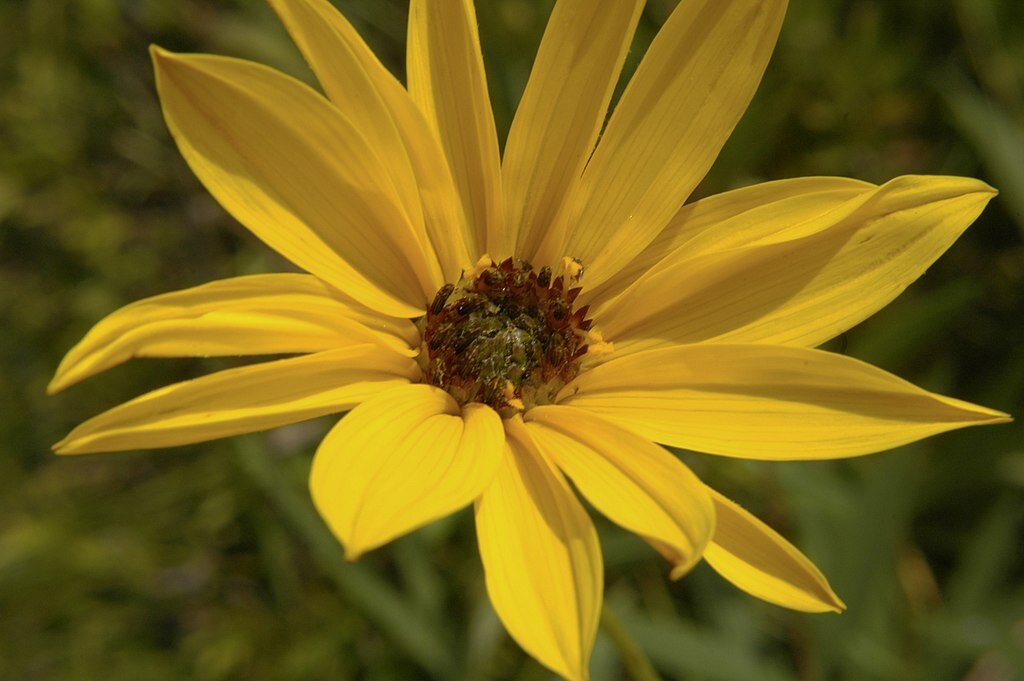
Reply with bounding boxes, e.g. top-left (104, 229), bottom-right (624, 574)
top-left (419, 257), bottom-right (594, 416)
